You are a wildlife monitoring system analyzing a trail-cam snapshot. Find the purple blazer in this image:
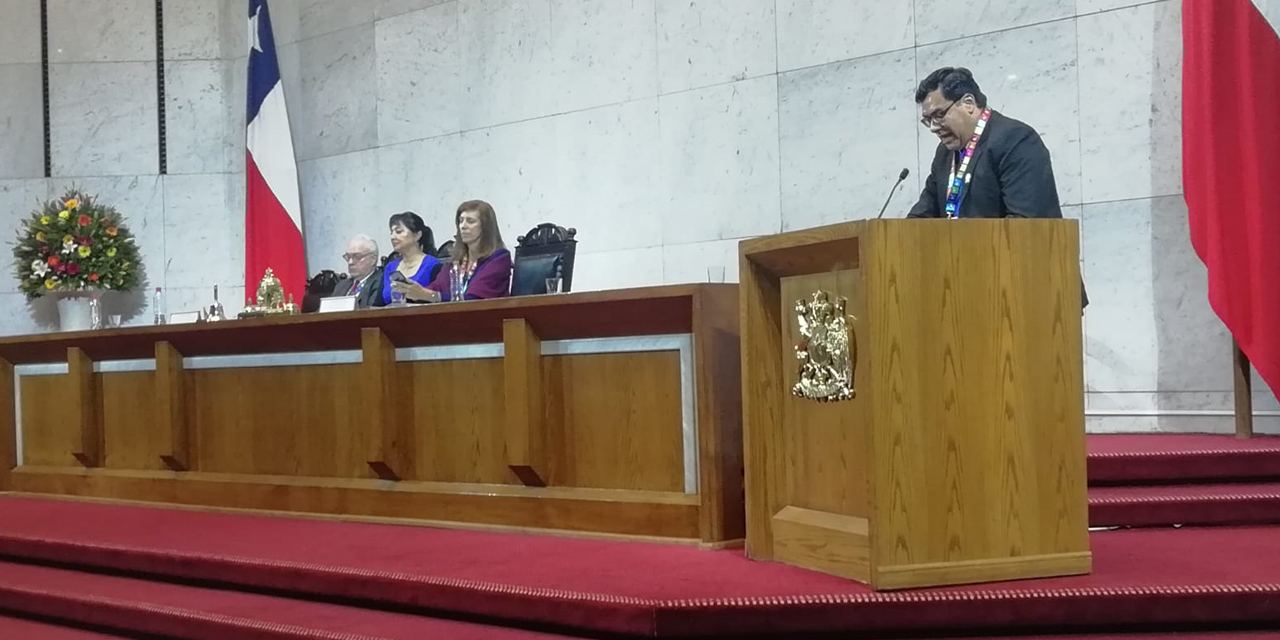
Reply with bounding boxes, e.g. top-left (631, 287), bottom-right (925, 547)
top-left (428, 248), bottom-right (512, 301)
